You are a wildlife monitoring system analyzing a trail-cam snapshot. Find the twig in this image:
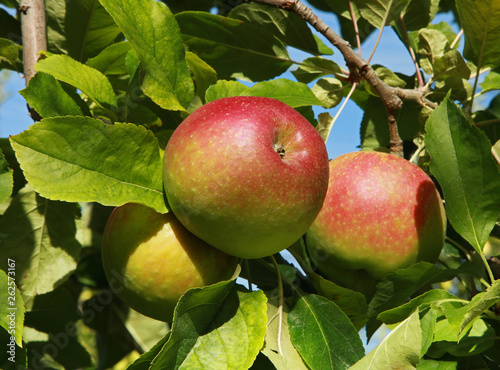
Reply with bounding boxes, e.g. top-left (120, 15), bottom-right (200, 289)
top-left (348, 0), bottom-right (361, 56)
top-left (399, 15), bottom-right (425, 88)
top-left (249, 0), bottom-right (435, 157)
top-left (20, 0), bottom-right (47, 121)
